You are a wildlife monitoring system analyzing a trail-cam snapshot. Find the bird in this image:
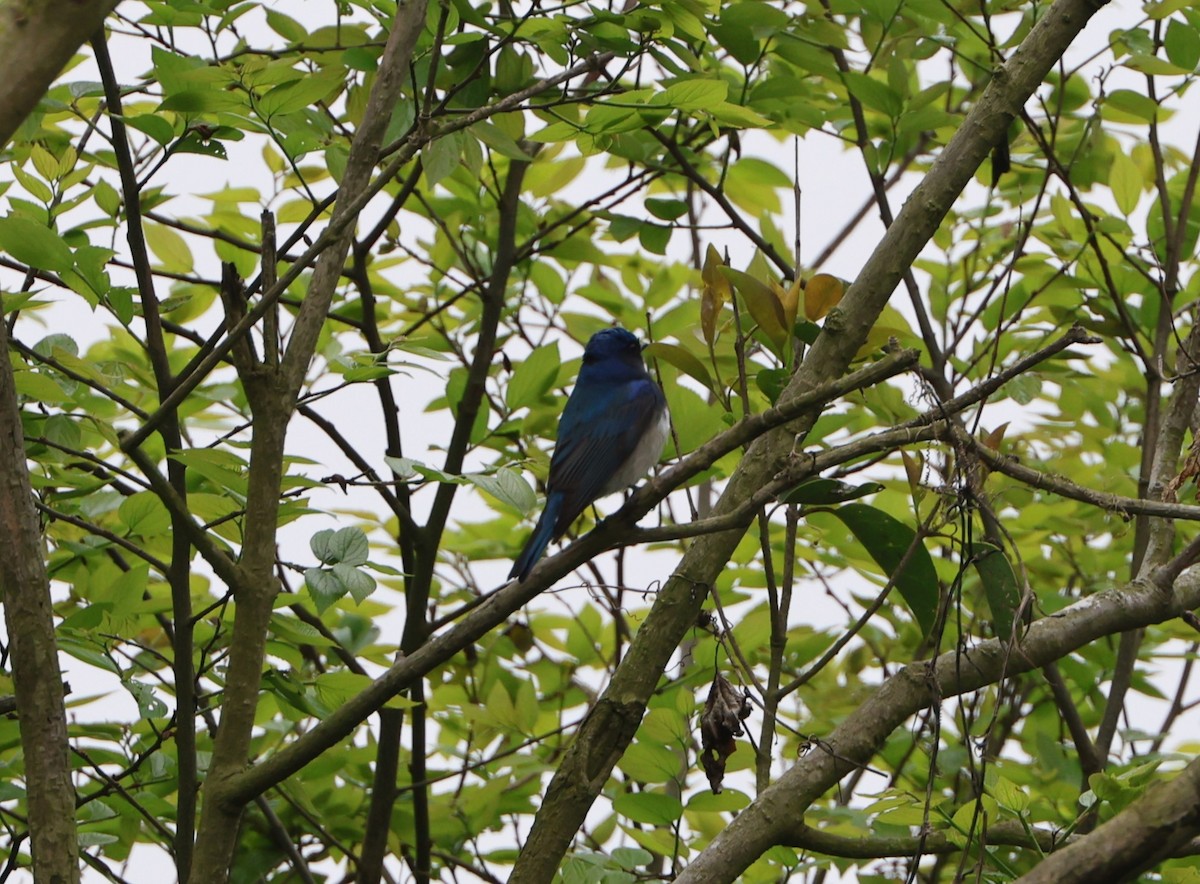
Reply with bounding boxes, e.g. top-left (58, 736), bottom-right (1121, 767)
top-left (509, 327), bottom-right (669, 582)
